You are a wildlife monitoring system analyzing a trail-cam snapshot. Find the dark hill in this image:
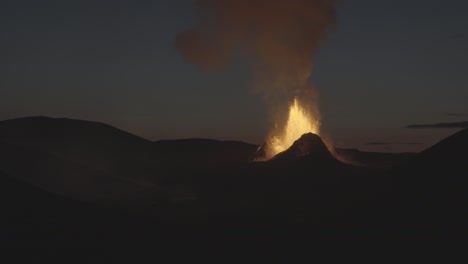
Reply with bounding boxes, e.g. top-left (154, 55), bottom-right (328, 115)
top-left (382, 128), bottom-right (468, 242)
top-left (0, 117), bottom-right (259, 203)
top-left (0, 117), bottom-right (170, 202)
top-left (0, 116), bottom-right (157, 176)
top-left (400, 128), bottom-right (468, 184)
top-left (0, 116), bottom-right (152, 163)
top-left (405, 128), bottom-right (468, 190)
top-left (1, 117), bottom-right (466, 255)
top-left (418, 128), bottom-right (468, 167)
top-left (0, 116), bottom-right (149, 146)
